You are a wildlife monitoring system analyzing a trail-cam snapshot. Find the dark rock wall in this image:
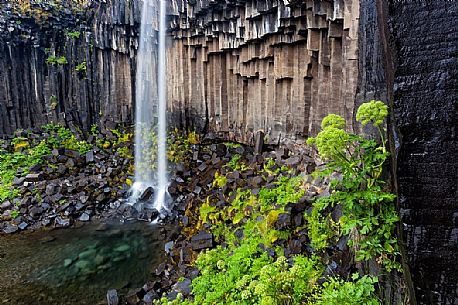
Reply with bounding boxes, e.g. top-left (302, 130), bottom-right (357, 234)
top-left (0, 0), bottom-right (138, 135)
top-left (388, 1), bottom-right (458, 304)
